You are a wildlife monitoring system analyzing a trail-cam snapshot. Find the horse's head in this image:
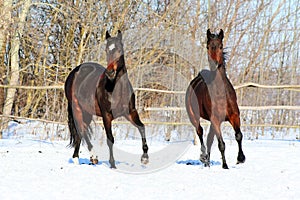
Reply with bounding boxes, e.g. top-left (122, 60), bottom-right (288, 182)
top-left (105, 30), bottom-right (124, 80)
top-left (207, 29), bottom-right (224, 70)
